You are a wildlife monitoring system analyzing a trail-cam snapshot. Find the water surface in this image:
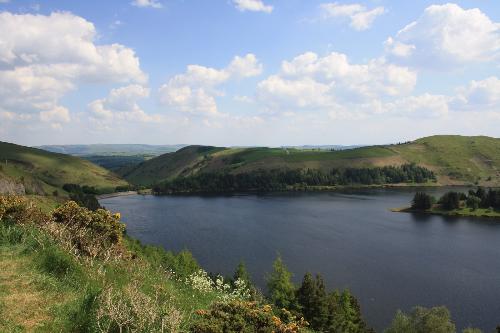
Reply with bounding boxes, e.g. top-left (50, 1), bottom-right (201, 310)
top-left (101, 189), bottom-right (500, 331)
